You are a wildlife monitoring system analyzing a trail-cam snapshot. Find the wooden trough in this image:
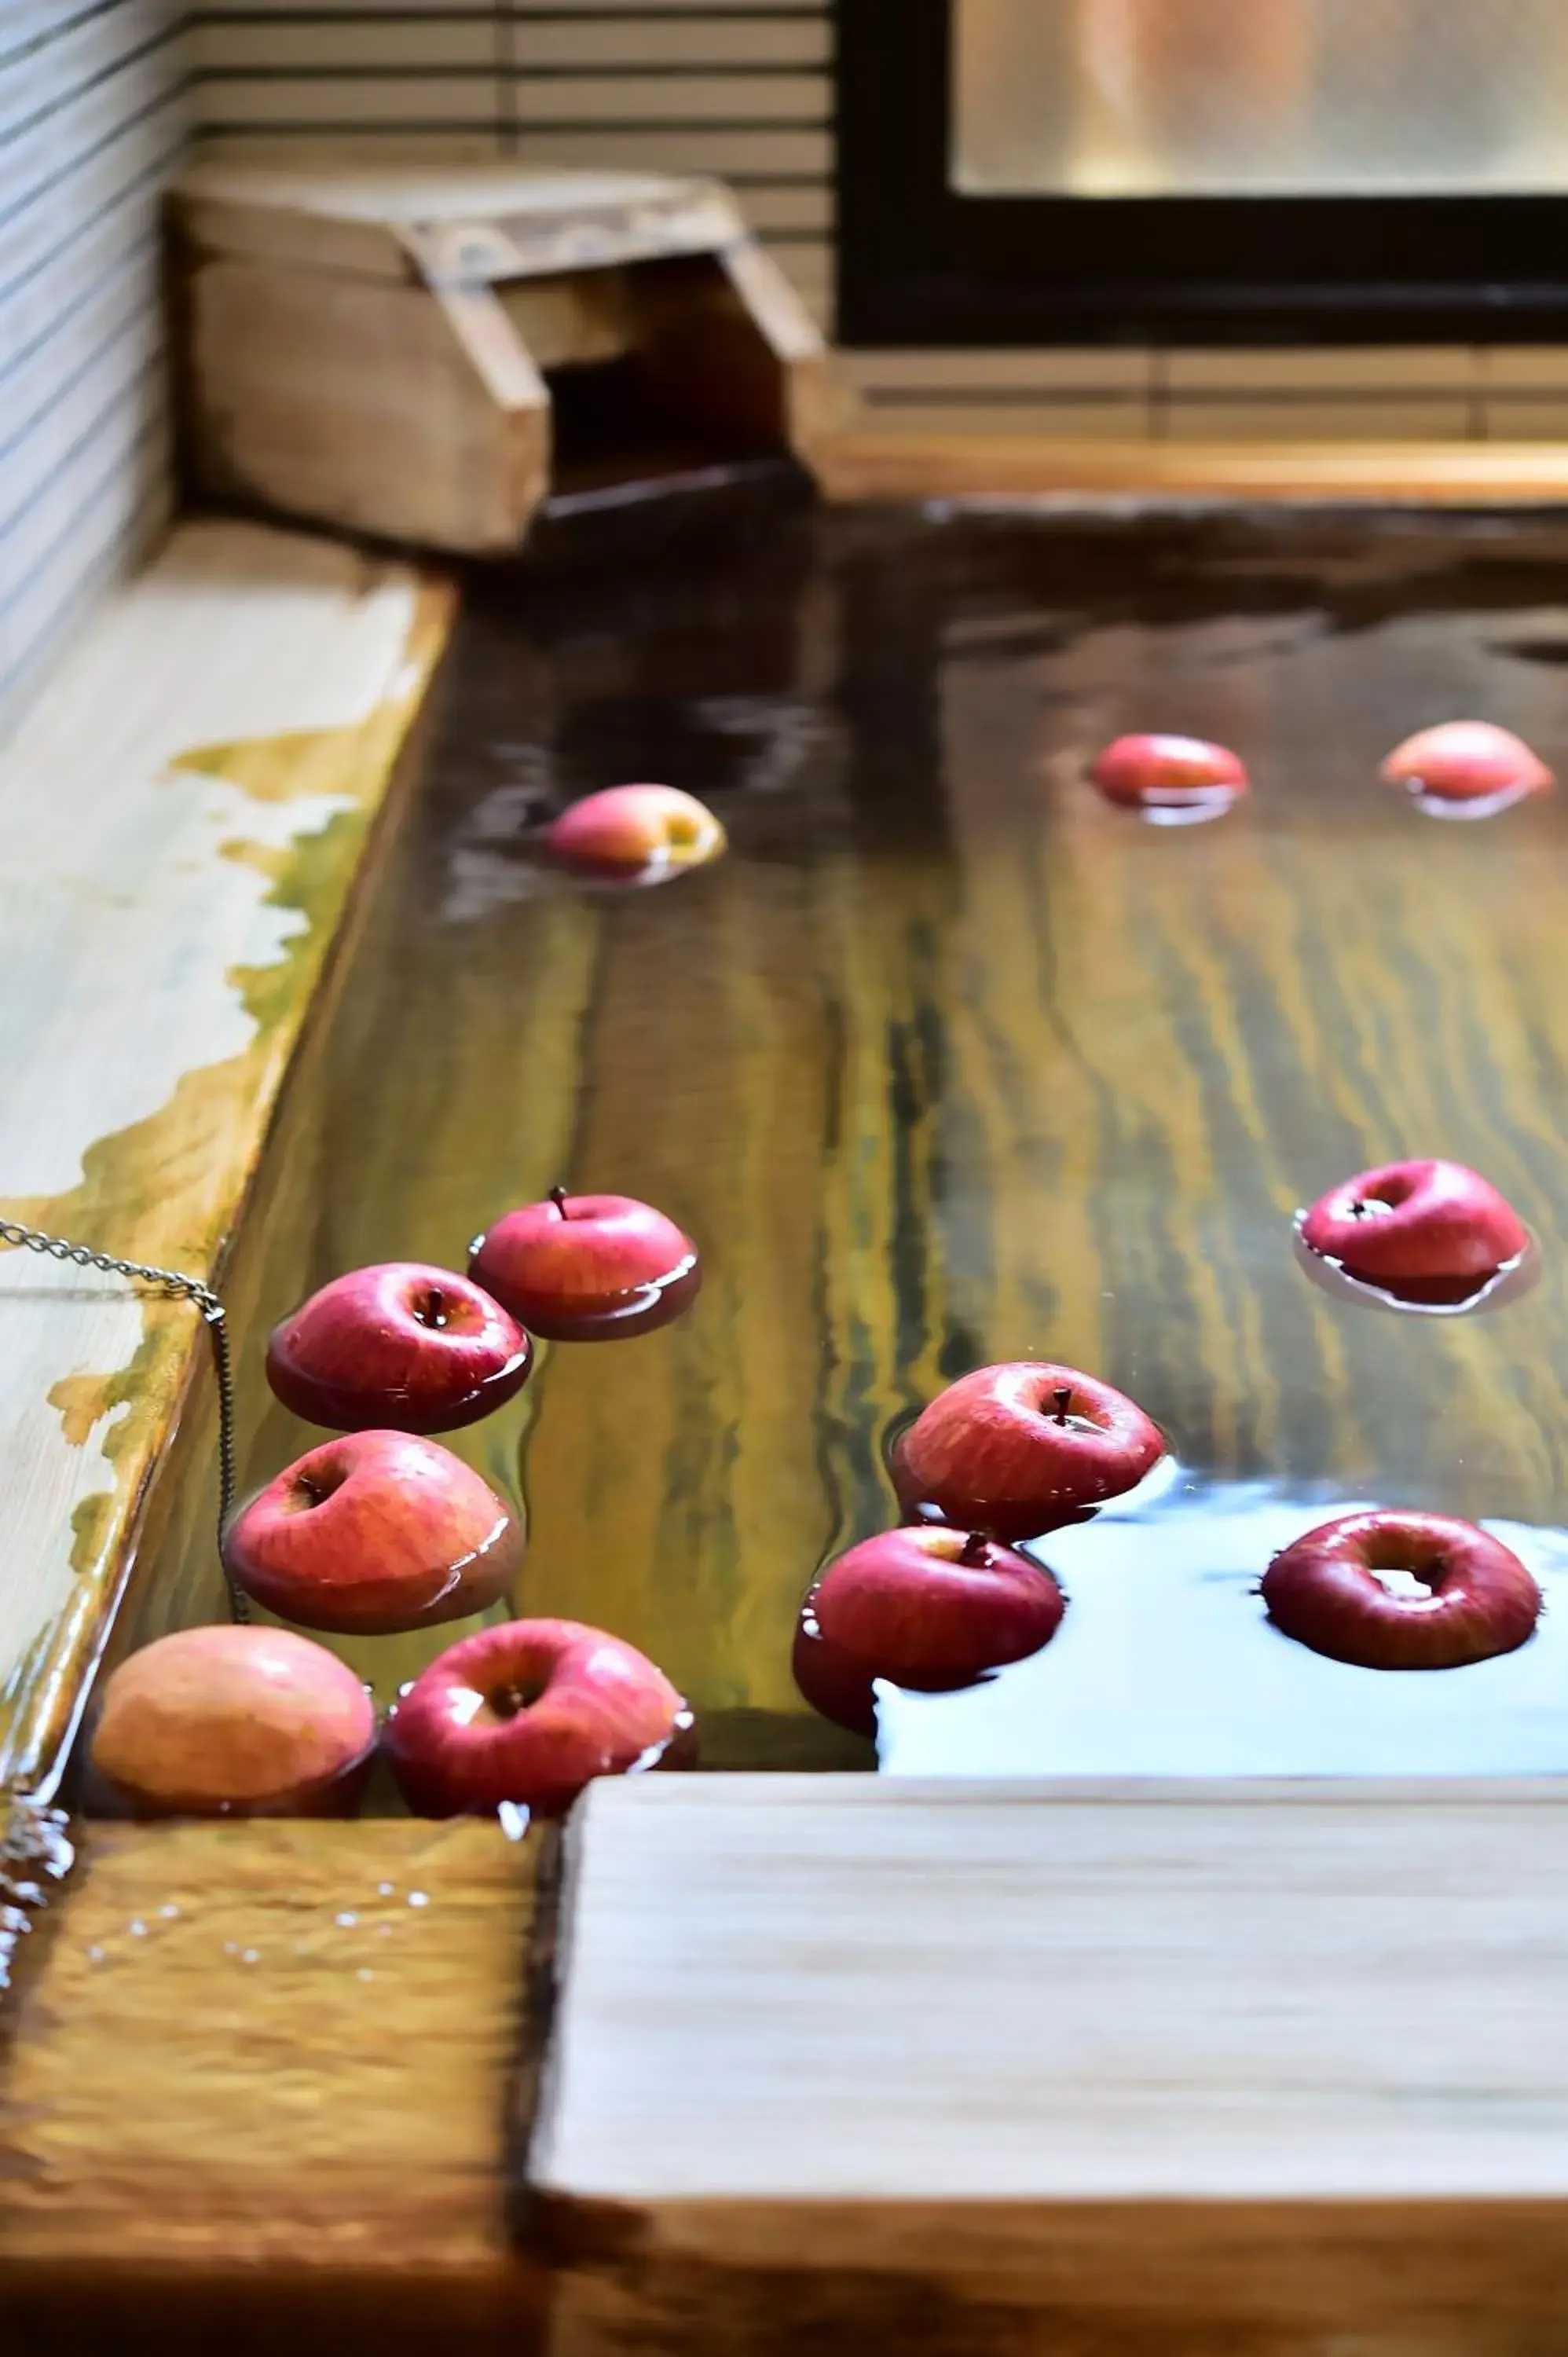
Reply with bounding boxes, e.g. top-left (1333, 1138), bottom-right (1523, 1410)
top-left (171, 160), bottom-right (830, 553)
